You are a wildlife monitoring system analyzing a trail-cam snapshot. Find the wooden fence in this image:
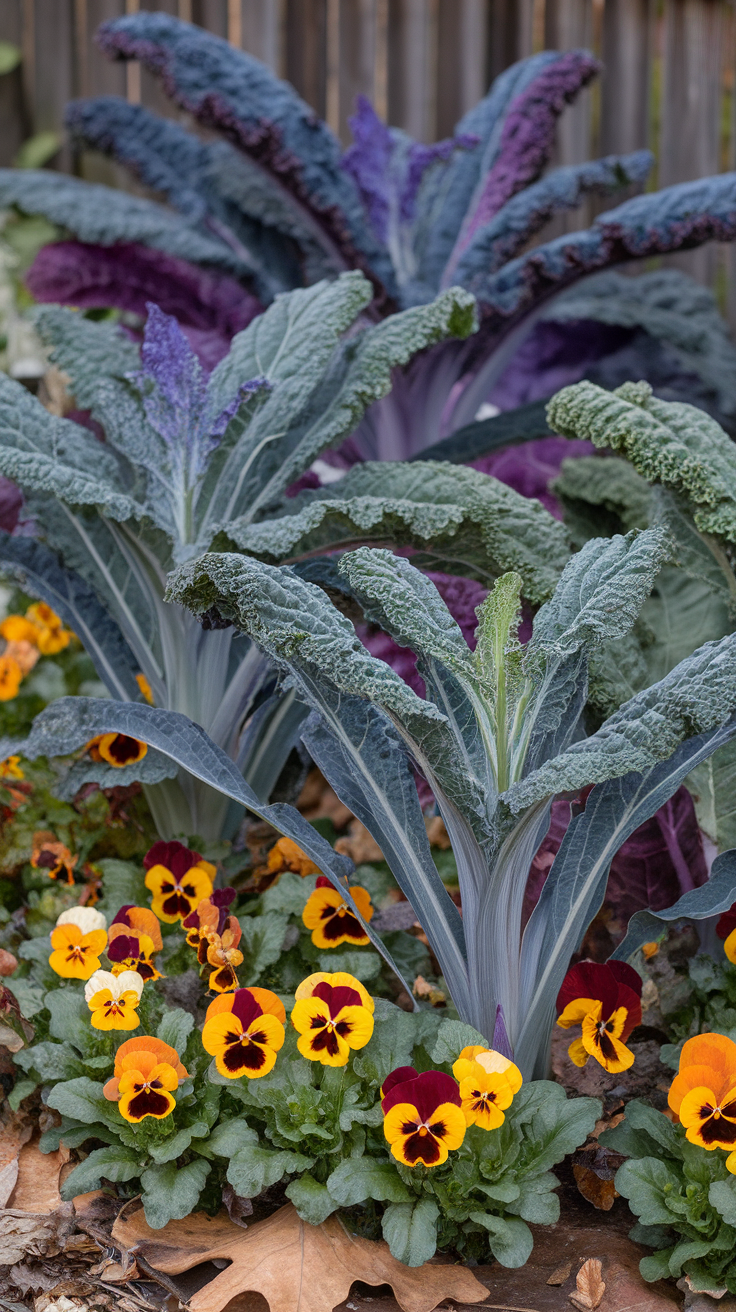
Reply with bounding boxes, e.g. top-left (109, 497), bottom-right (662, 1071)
top-left (1, 1), bottom-right (735, 321)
